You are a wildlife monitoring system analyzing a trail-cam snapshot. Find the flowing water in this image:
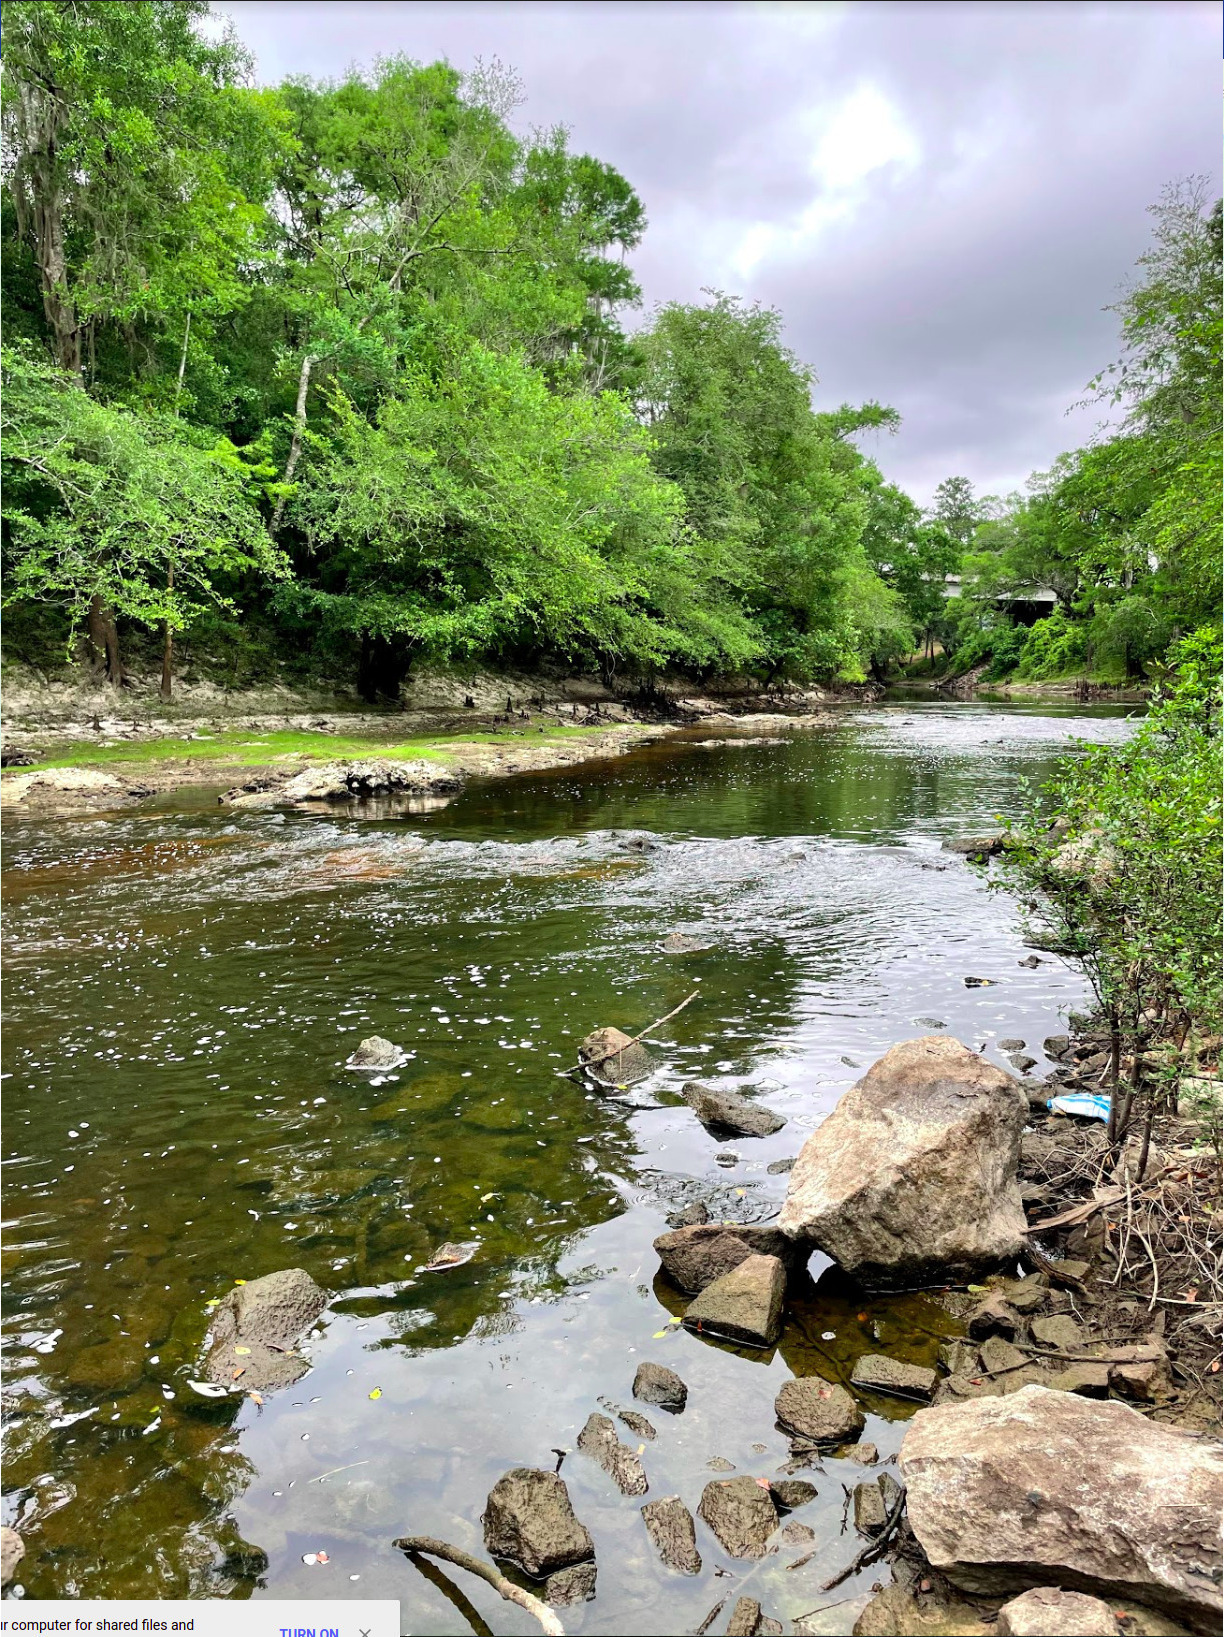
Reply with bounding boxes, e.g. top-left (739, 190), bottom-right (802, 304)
top-left (1, 700), bottom-right (1137, 1631)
